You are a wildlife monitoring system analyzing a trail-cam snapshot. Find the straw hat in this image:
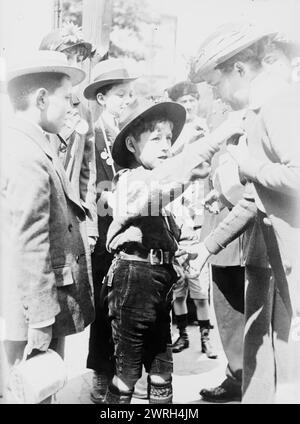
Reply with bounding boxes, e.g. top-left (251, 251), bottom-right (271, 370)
top-left (190, 22), bottom-right (277, 83)
top-left (7, 50), bottom-right (85, 86)
top-left (112, 99), bottom-right (186, 168)
top-left (84, 58), bottom-right (139, 100)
